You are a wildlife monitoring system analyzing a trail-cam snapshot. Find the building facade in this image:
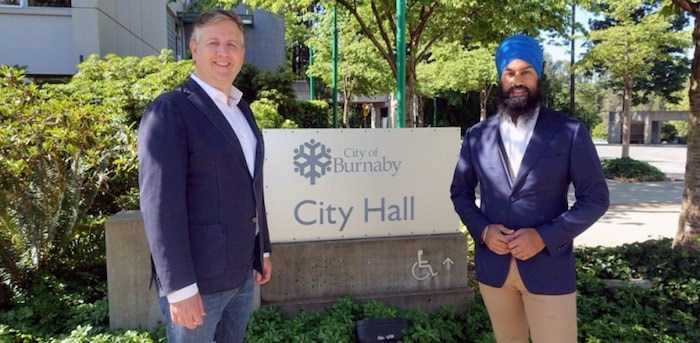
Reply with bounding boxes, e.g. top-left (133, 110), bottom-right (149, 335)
top-left (0, 0), bottom-right (284, 77)
top-left (607, 111), bottom-right (688, 144)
